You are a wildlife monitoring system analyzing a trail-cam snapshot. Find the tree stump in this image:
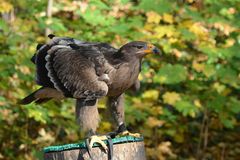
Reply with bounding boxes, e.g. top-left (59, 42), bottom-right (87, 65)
top-left (44, 136), bottom-right (146, 160)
